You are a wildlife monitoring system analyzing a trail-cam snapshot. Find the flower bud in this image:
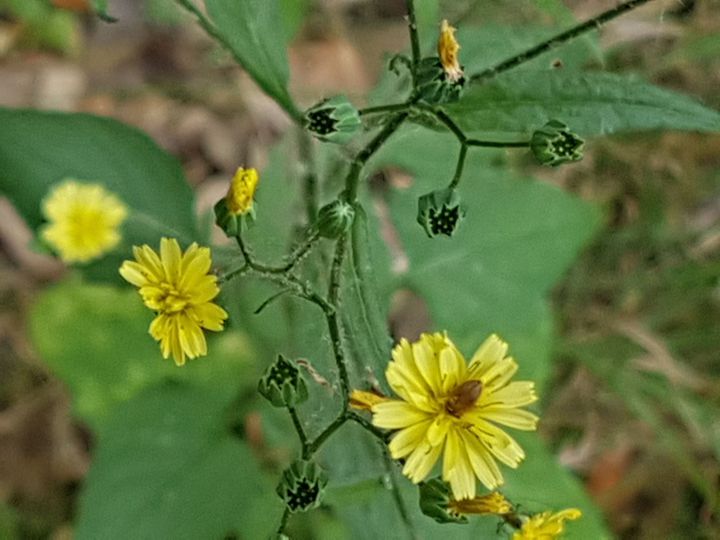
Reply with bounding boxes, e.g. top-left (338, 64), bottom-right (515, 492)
top-left (530, 120), bottom-right (584, 166)
top-left (316, 200), bottom-right (355, 239)
top-left (258, 355), bottom-right (308, 408)
top-left (416, 187), bottom-right (466, 238)
top-left (413, 57), bottom-right (466, 105)
top-left (419, 478), bottom-right (468, 524)
top-left (304, 95), bottom-right (361, 144)
top-left (276, 460), bottom-right (328, 513)
top-left (214, 167), bottom-right (259, 236)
